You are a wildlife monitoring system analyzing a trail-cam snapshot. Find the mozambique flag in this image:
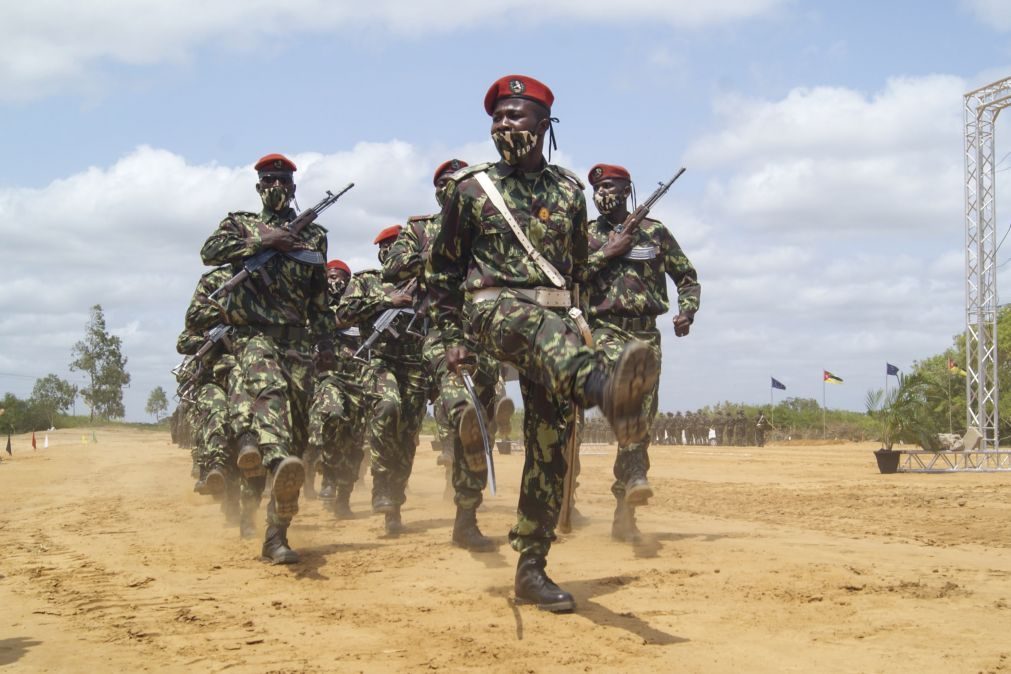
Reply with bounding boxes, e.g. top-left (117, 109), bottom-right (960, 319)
top-left (886, 363), bottom-right (899, 376)
top-left (771, 377), bottom-right (787, 390)
top-left (824, 370), bottom-right (844, 384)
top-left (947, 358), bottom-right (967, 377)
